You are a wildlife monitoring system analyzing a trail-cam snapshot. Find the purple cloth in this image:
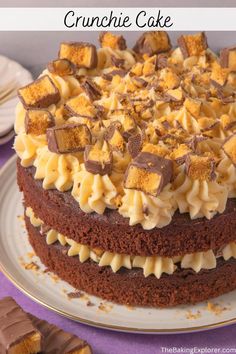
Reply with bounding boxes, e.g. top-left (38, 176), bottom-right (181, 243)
top-left (0, 139), bottom-right (236, 354)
